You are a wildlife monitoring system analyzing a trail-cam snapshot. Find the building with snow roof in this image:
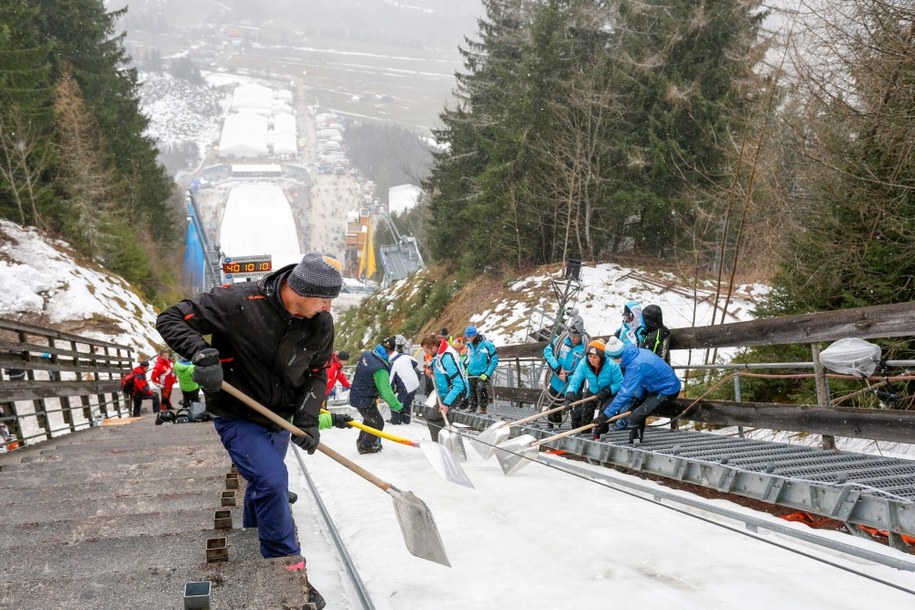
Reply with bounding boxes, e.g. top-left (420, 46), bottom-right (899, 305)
top-left (388, 184), bottom-right (423, 215)
top-left (218, 113), bottom-right (269, 158)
